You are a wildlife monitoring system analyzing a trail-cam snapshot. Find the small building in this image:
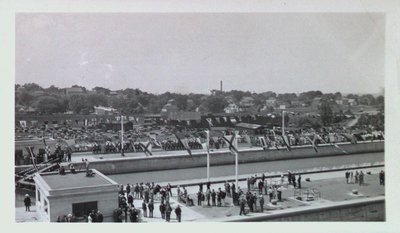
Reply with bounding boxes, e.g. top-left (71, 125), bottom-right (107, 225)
top-left (94, 106), bottom-right (117, 116)
top-left (177, 111), bottom-right (201, 121)
top-left (234, 122), bottom-right (264, 135)
top-left (33, 169), bottom-right (119, 222)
